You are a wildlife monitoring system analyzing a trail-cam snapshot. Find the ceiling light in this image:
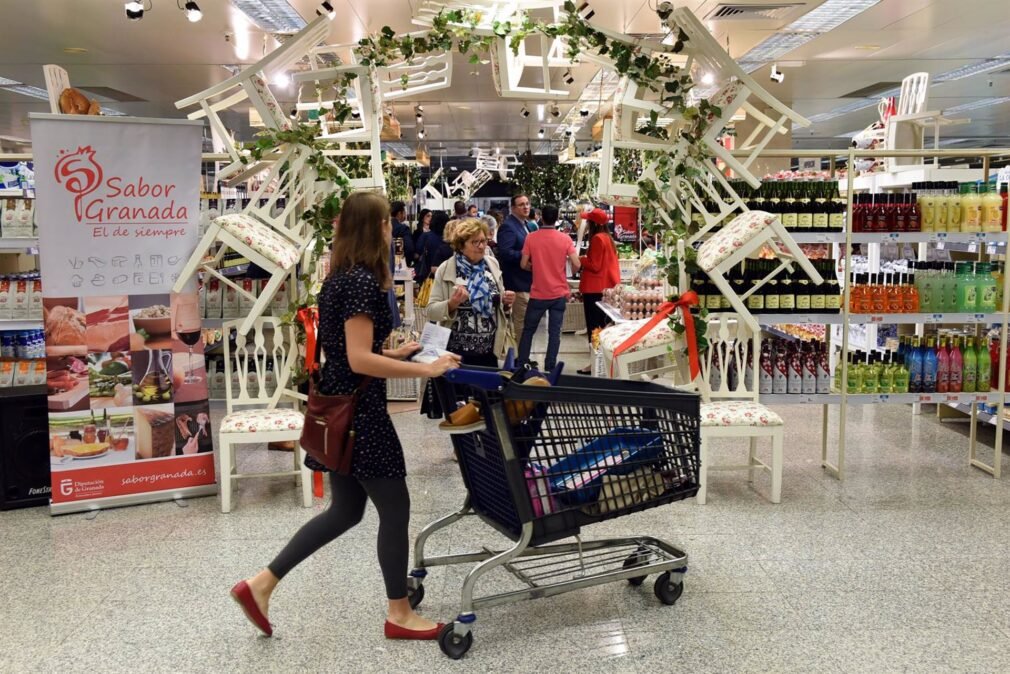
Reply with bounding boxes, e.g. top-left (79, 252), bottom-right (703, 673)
top-left (550, 103), bottom-right (561, 118)
top-left (272, 72), bottom-right (290, 88)
top-left (770, 64), bottom-right (784, 84)
top-left (495, 146), bottom-right (500, 155)
top-left (417, 127), bottom-right (425, 139)
top-left (125, 1), bottom-right (145, 20)
top-left (231, 0), bottom-right (306, 34)
top-left (563, 69), bottom-right (574, 85)
top-left (853, 44), bottom-right (880, 51)
top-left (351, 110), bottom-right (361, 119)
top-left (183, 1), bottom-right (202, 22)
top-left (537, 104), bottom-right (545, 121)
top-left (538, 128), bottom-right (545, 138)
top-left (935, 53), bottom-right (1010, 83)
top-left (520, 106), bottom-right (530, 118)
top-left (317, 1), bottom-right (336, 19)
top-left (415, 113), bottom-right (423, 124)
top-left (737, 0), bottom-right (882, 72)
top-left (415, 104), bottom-right (424, 113)
top-left (1, 85), bottom-right (52, 101)
top-left (579, 107), bottom-right (589, 117)
top-left (0, 77), bottom-right (22, 86)
top-left (701, 72), bottom-right (714, 86)
top-left (63, 47), bottom-right (88, 54)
